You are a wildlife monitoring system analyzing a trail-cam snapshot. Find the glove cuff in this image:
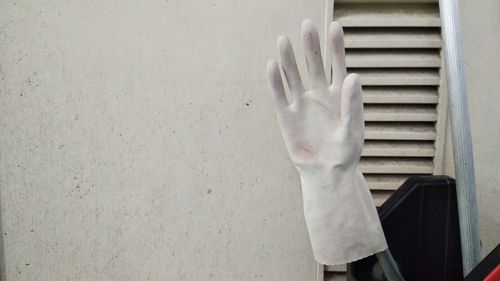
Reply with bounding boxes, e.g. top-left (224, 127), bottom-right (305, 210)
top-left (299, 166), bottom-right (388, 265)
